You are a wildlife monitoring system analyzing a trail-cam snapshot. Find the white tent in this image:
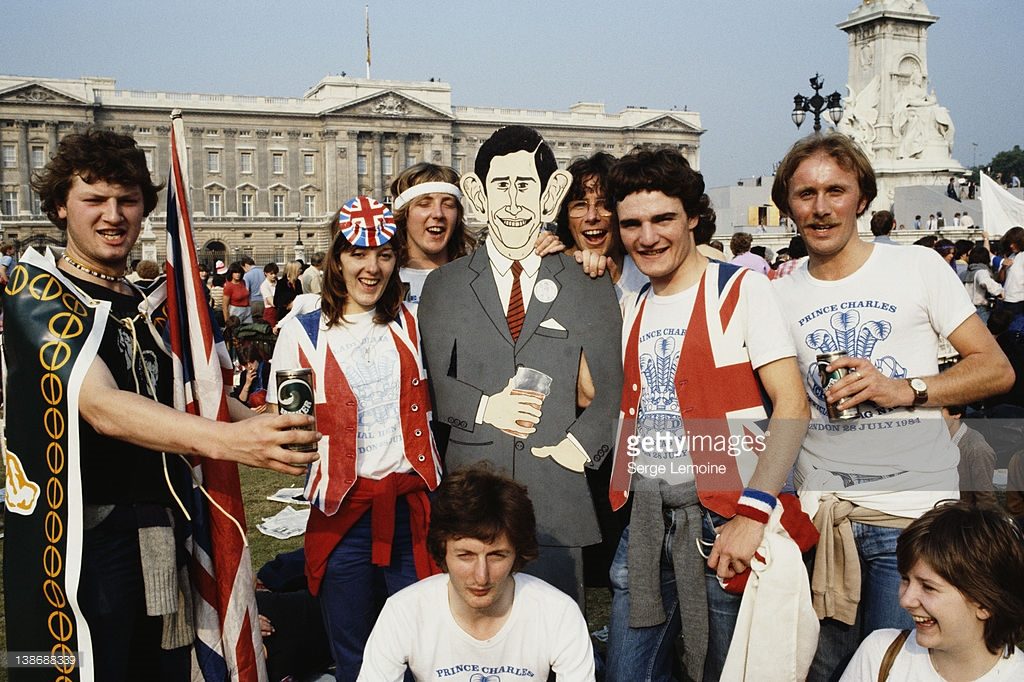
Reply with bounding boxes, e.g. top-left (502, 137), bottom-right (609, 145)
top-left (981, 171), bottom-right (1024, 236)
